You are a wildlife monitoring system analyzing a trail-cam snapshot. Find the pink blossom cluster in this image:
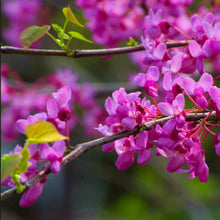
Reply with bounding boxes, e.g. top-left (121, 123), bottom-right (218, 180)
top-left (76, 0), bottom-right (145, 47)
top-left (2, 86), bottom-right (73, 207)
top-left (2, 0), bottom-right (51, 47)
top-left (97, 71), bottom-right (220, 182)
top-left (76, 0), bottom-right (194, 48)
top-left (140, 9), bottom-right (220, 74)
top-left (77, 0), bottom-right (220, 74)
top-left (1, 64), bottom-right (105, 142)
